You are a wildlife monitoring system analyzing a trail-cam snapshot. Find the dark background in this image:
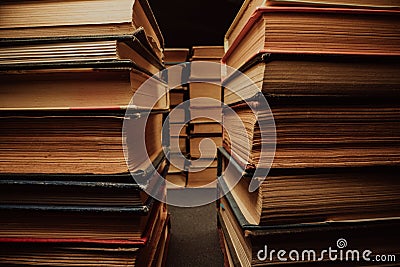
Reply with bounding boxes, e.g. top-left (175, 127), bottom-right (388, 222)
top-left (148, 0), bottom-right (243, 48)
